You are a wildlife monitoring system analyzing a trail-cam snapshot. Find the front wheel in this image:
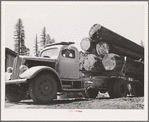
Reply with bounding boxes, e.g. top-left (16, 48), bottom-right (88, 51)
top-left (29, 73), bottom-right (57, 104)
top-left (84, 88), bottom-right (98, 98)
top-left (6, 84), bottom-right (27, 102)
top-left (113, 79), bottom-right (128, 98)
